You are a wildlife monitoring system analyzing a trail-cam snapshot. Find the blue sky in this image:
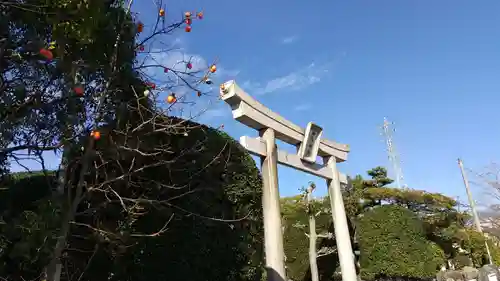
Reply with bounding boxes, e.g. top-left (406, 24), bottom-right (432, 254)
top-left (11, 0), bottom-right (500, 202)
